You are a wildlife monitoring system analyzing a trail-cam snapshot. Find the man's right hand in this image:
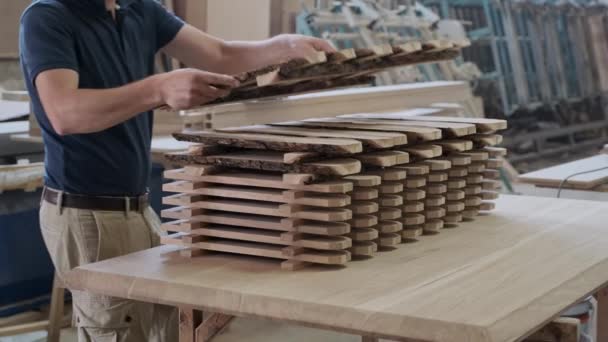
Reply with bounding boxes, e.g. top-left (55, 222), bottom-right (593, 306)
top-left (158, 69), bottom-right (240, 110)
